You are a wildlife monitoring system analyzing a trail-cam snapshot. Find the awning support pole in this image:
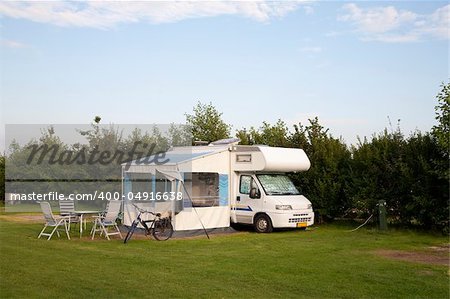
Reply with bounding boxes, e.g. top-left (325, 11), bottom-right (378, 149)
top-left (181, 182), bottom-right (210, 240)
